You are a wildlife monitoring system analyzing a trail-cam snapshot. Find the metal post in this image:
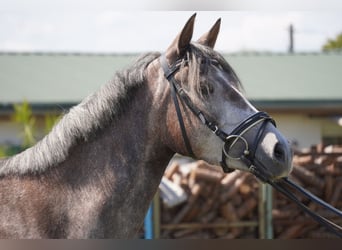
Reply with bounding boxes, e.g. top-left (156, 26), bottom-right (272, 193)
top-left (258, 183), bottom-right (273, 239)
top-left (265, 184), bottom-right (274, 238)
top-left (153, 191), bottom-right (161, 239)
